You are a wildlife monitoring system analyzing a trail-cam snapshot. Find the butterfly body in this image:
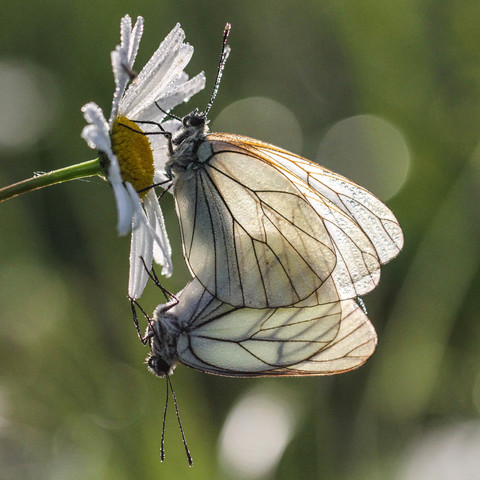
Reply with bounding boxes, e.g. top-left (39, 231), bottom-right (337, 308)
top-left (159, 21), bottom-right (402, 313)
